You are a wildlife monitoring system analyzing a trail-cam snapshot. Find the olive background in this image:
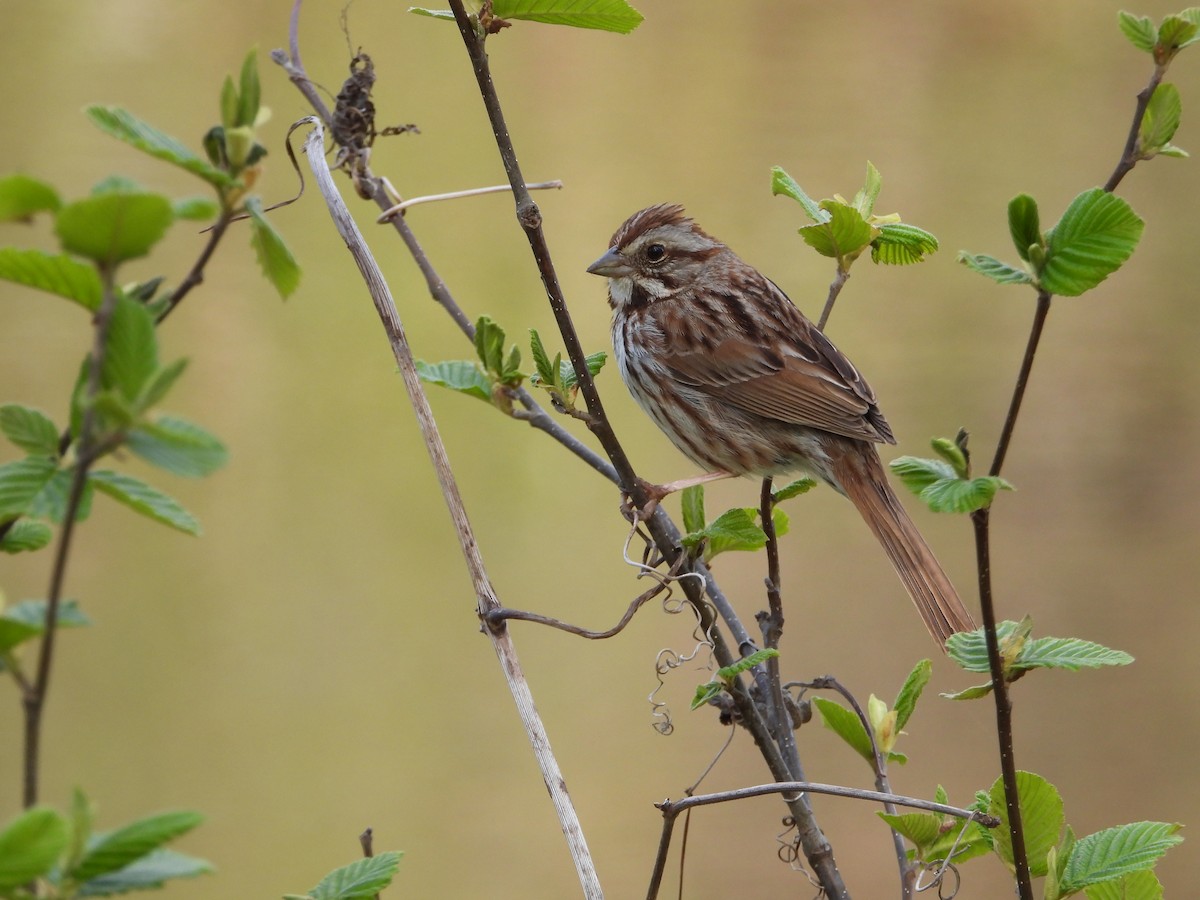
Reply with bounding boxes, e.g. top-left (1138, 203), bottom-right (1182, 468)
top-left (1, 1), bottom-right (1198, 897)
